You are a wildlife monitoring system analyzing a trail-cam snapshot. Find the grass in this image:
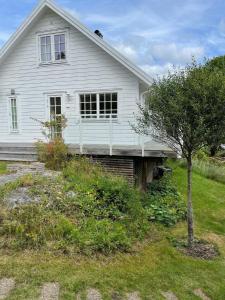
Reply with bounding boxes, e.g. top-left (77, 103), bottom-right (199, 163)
top-left (178, 158), bottom-right (225, 184)
top-left (0, 162), bottom-right (8, 175)
top-left (0, 162), bottom-right (225, 299)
